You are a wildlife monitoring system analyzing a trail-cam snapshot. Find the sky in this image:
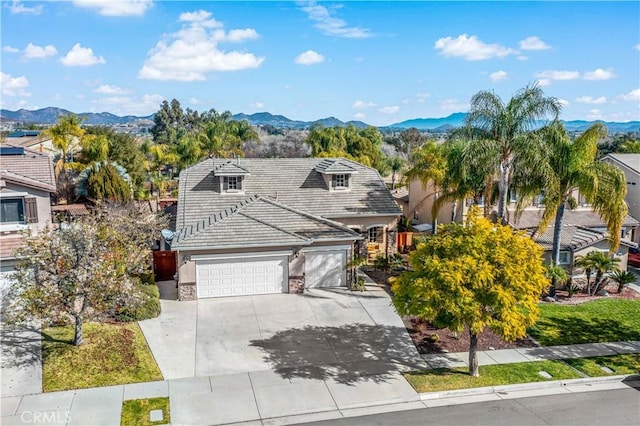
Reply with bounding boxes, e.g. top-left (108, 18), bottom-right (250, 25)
top-left (1, 1), bottom-right (639, 126)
